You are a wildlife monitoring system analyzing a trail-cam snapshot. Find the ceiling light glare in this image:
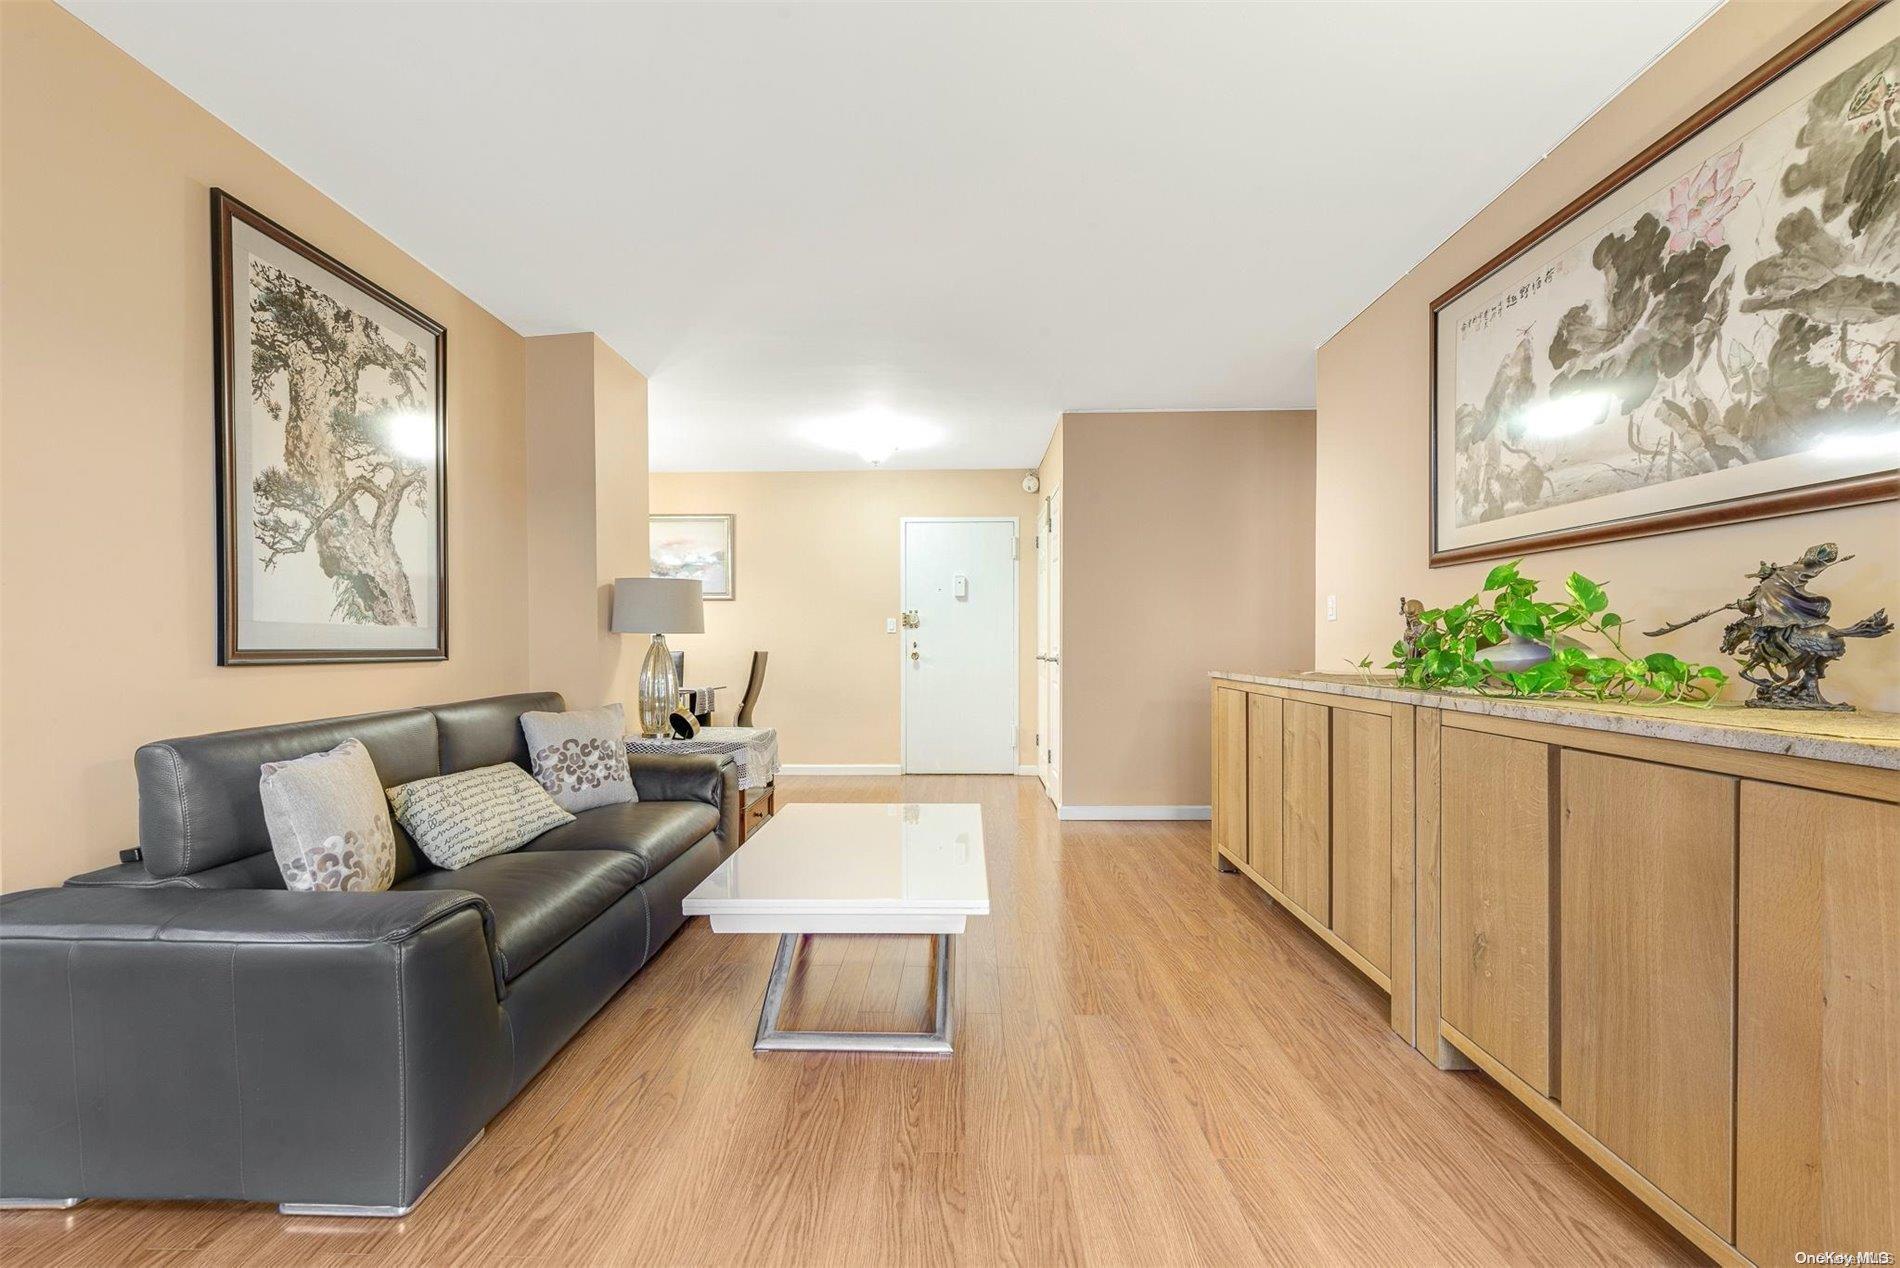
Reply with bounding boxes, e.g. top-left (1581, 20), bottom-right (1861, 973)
top-left (803, 407), bottom-right (937, 466)
top-left (384, 410), bottom-right (436, 461)
top-left (1516, 391), bottom-right (1611, 439)
top-left (1810, 427), bottom-right (1900, 460)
